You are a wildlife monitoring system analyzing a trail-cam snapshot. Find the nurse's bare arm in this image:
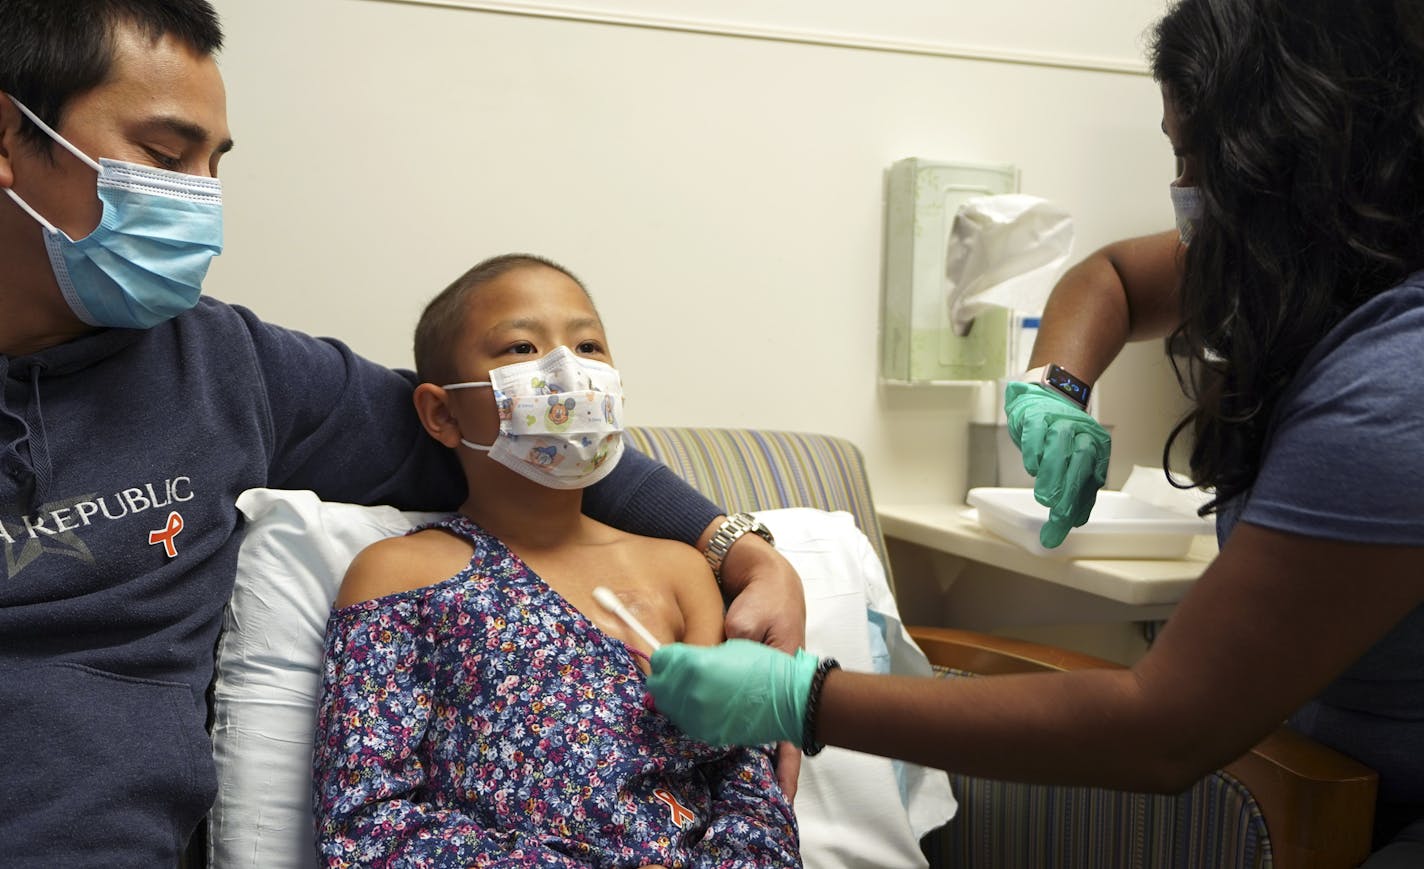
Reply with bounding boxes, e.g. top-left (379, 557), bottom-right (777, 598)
top-left (1032, 229), bottom-right (1185, 381)
top-left (818, 526), bottom-right (1424, 792)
